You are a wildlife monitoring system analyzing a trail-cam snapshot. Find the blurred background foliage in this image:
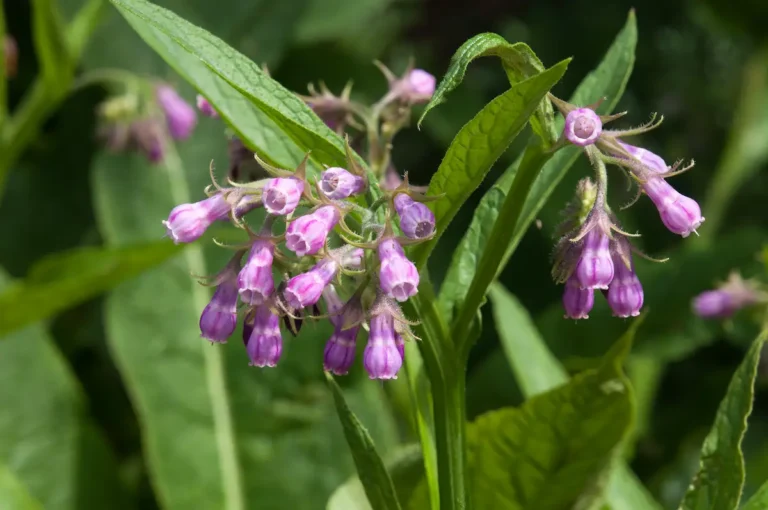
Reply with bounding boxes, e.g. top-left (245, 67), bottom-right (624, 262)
top-left (1, 0), bottom-right (767, 508)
